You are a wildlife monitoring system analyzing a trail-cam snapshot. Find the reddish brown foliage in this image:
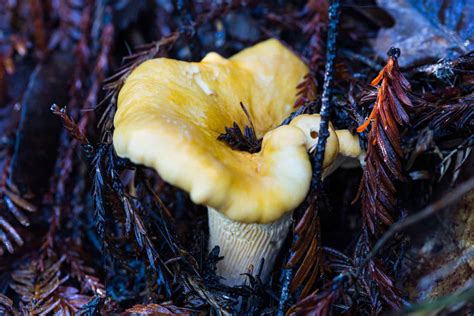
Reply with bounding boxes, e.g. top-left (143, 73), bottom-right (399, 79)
top-left (413, 101), bottom-right (474, 130)
top-left (2, 0), bottom-right (472, 314)
top-left (356, 48), bottom-right (412, 233)
top-left (294, 0), bottom-right (329, 107)
top-left (286, 203), bottom-right (322, 298)
top-left (126, 302), bottom-right (193, 315)
top-left (51, 105), bottom-right (89, 146)
top-left (288, 289), bottom-right (339, 316)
